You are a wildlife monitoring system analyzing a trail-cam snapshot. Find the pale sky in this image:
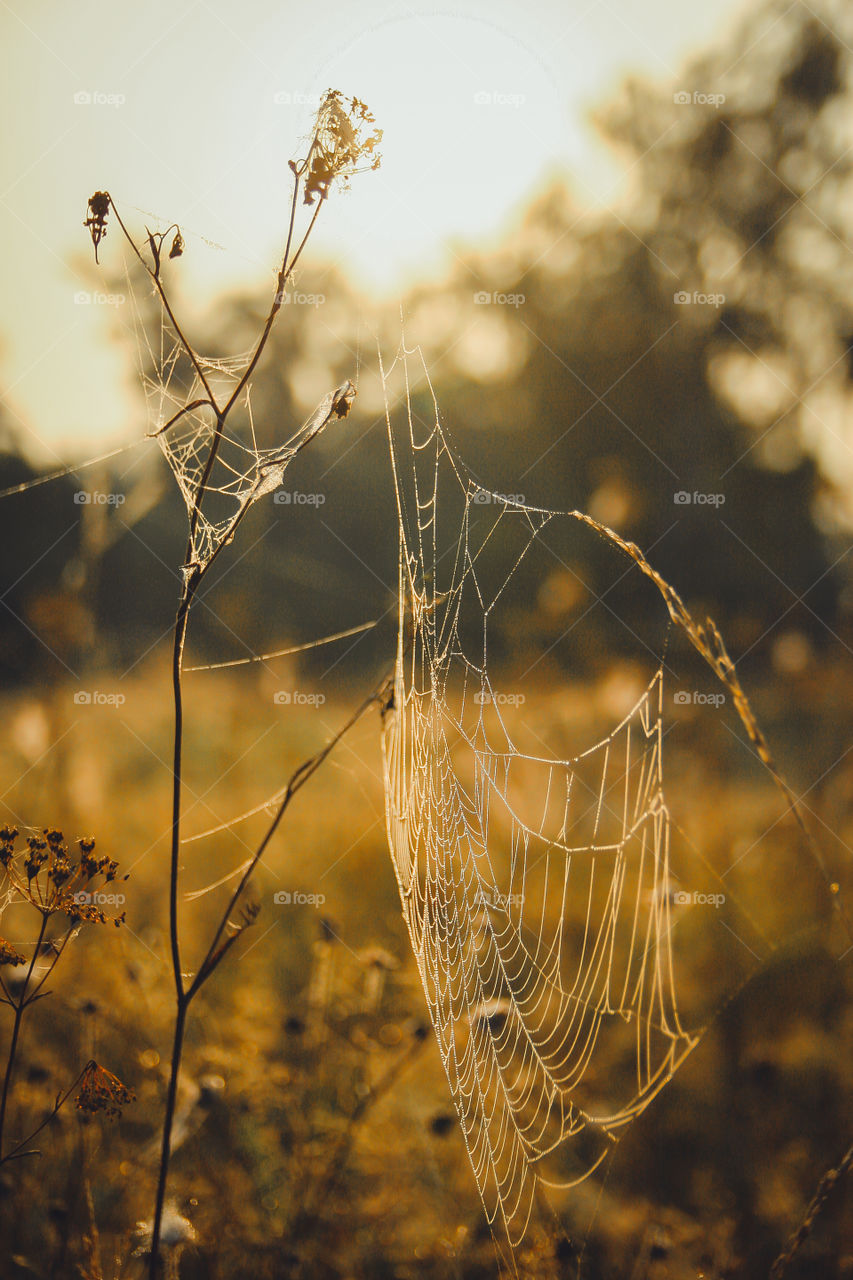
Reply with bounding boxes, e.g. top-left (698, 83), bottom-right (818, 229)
top-left (0, 0), bottom-right (749, 462)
